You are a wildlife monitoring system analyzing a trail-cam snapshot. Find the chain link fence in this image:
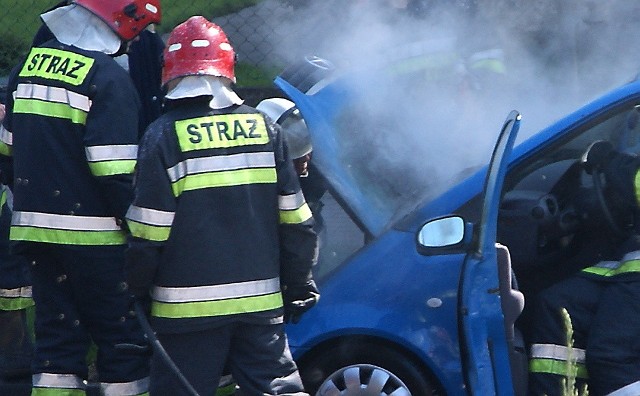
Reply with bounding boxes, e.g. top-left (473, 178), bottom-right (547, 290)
top-left (2, 0), bottom-right (640, 106)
